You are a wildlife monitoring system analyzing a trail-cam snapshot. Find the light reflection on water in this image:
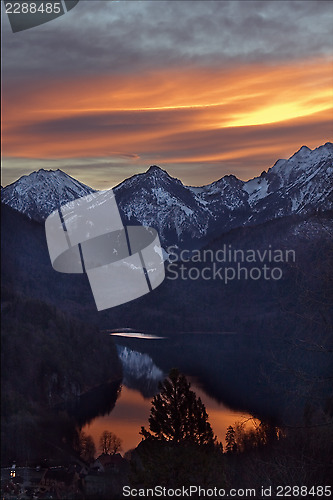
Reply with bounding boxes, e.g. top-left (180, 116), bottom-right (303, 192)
top-left (82, 383), bottom-right (256, 454)
top-left (110, 332), bottom-right (166, 339)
